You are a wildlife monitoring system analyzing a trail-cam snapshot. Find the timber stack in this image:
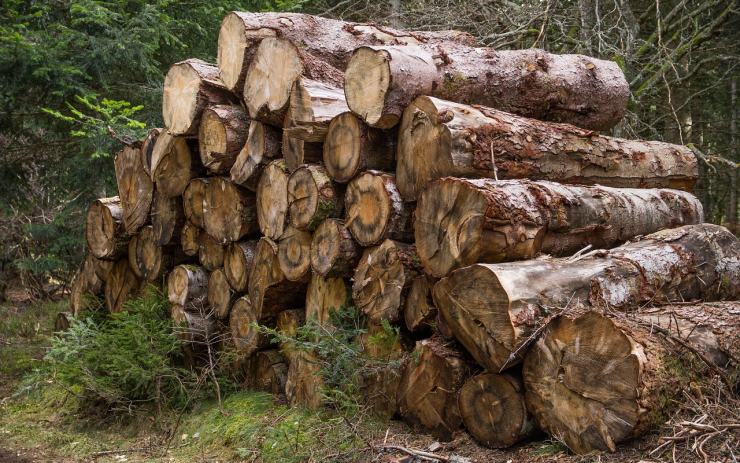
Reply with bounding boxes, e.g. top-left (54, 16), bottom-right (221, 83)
top-left (68, 11), bottom-right (740, 454)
